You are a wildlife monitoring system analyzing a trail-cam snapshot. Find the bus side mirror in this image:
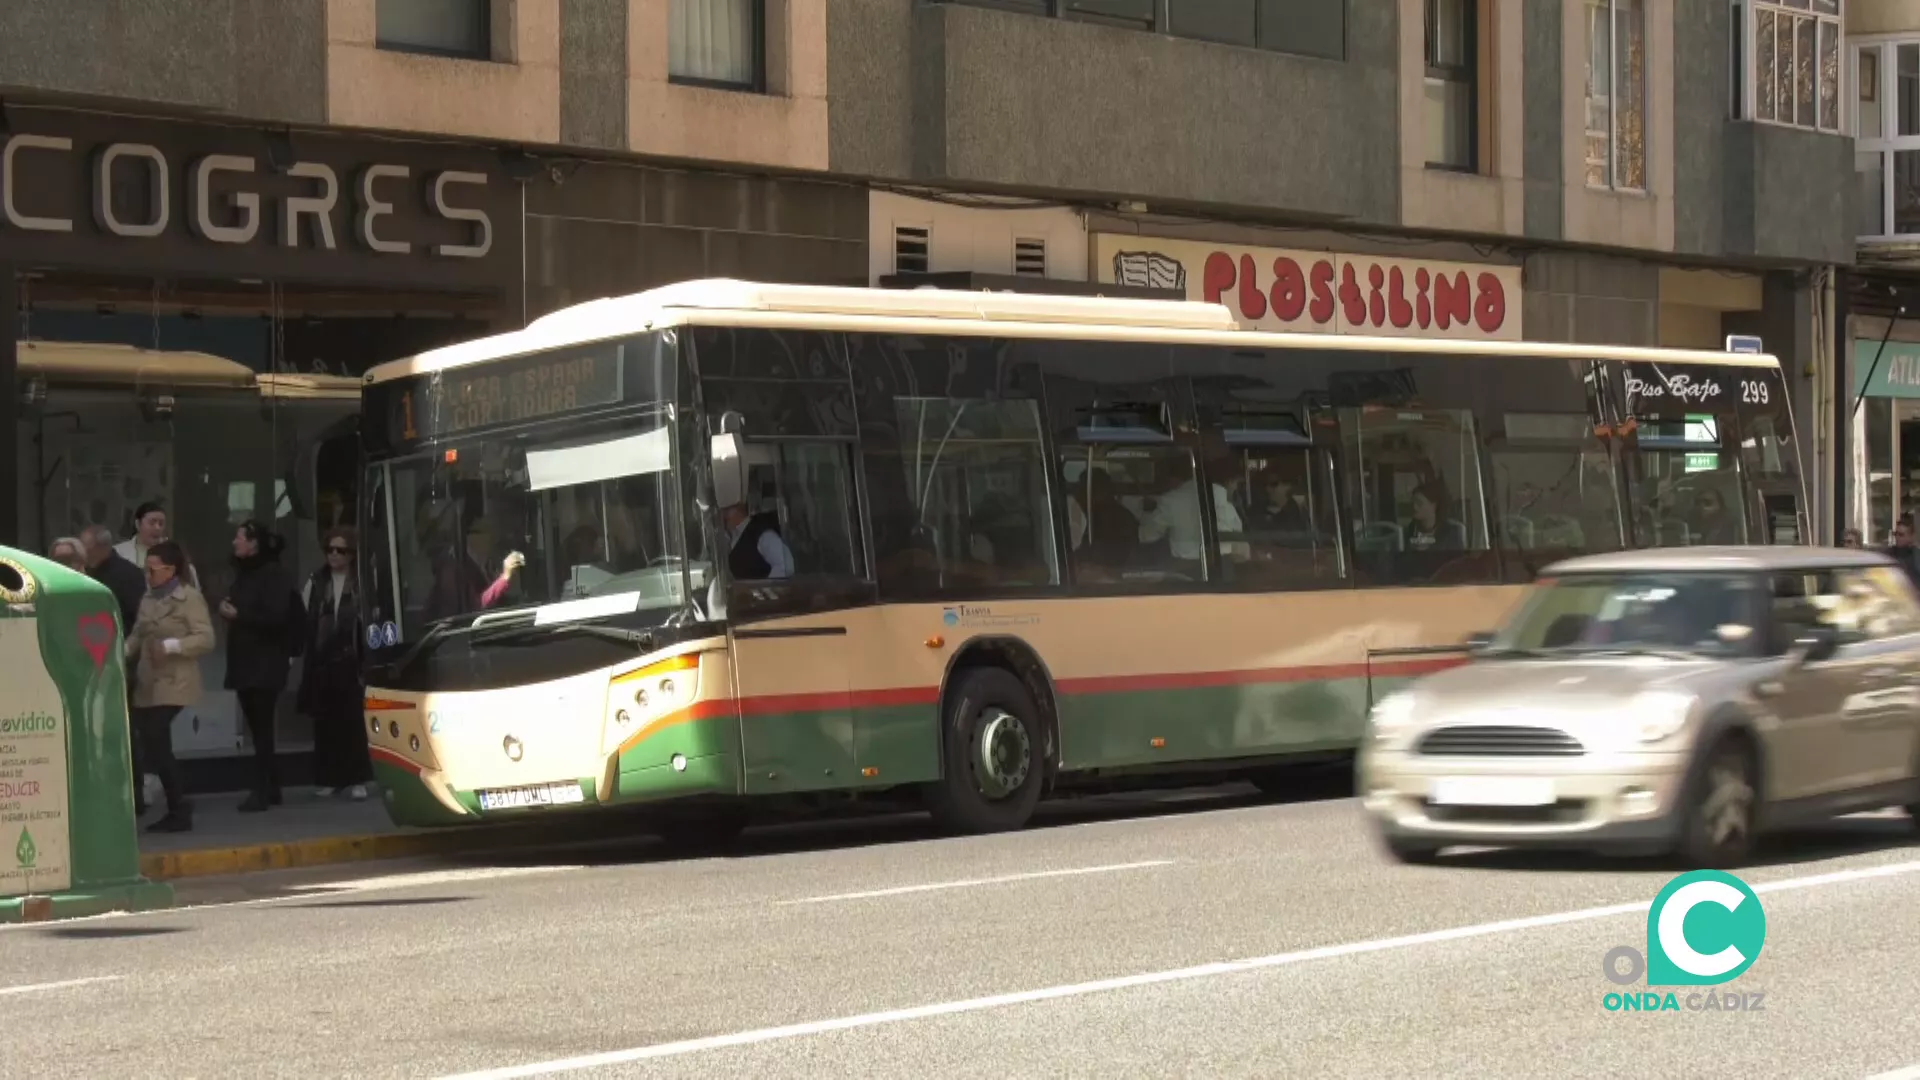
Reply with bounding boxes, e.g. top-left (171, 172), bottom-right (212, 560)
top-left (711, 431), bottom-right (746, 510)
